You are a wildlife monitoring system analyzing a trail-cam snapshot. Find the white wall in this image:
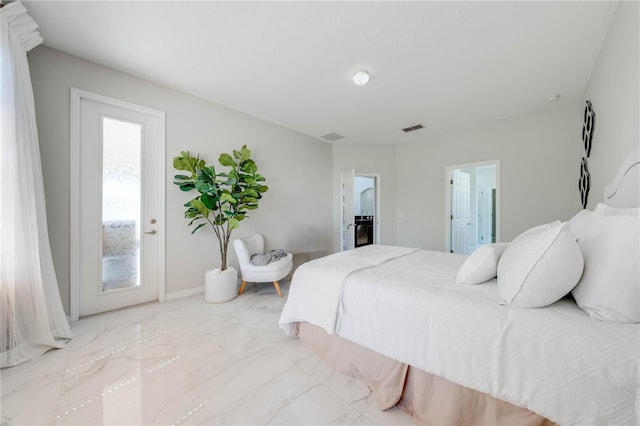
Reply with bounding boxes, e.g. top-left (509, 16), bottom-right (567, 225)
top-left (581, 1), bottom-right (639, 208)
top-left (395, 102), bottom-right (582, 251)
top-left (332, 144), bottom-right (397, 251)
top-left (29, 46), bottom-right (333, 313)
